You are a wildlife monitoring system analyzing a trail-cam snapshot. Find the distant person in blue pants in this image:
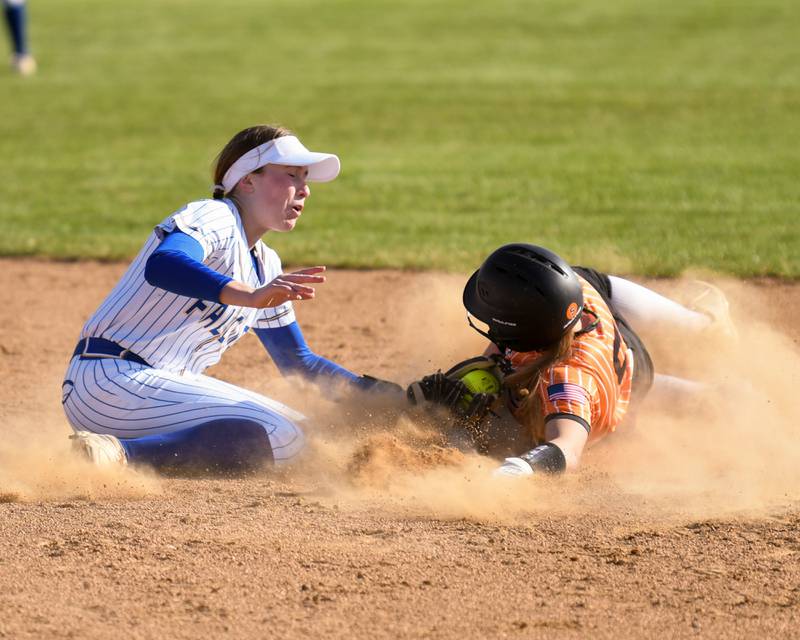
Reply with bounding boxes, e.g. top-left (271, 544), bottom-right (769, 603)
top-left (4, 0), bottom-right (35, 75)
